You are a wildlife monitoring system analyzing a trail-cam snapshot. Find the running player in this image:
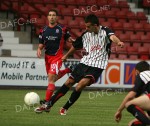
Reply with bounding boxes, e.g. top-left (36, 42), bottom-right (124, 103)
top-left (37, 9), bottom-right (75, 105)
top-left (35, 14), bottom-right (124, 114)
top-left (115, 61), bottom-right (150, 126)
